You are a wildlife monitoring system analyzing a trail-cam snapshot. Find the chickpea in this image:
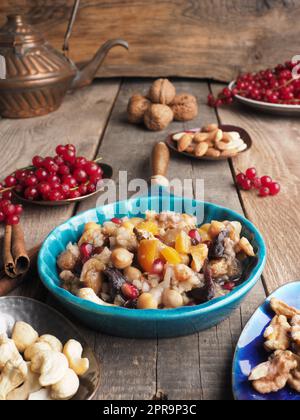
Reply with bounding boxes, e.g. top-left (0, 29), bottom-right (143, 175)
top-left (137, 293), bottom-right (158, 309)
top-left (57, 250), bottom-right (78, 271)
top-left (162, 289), bottom-right (183, 308)
top-left (124, 266), bottom-right (142, 282)
top-left (111, 248), bottom-right (134, 270)
top-left (84, 222), bottom-right (100, 232)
